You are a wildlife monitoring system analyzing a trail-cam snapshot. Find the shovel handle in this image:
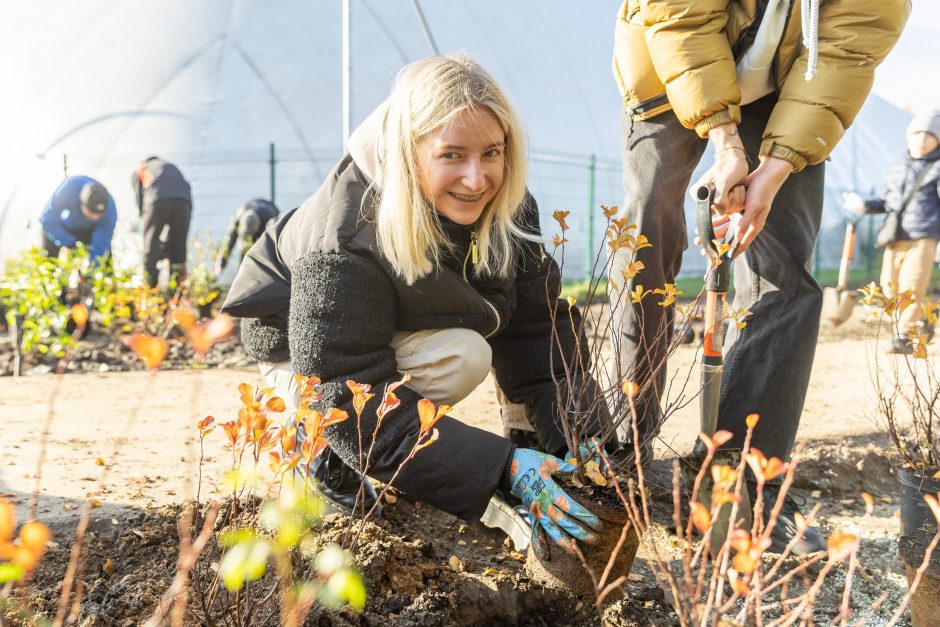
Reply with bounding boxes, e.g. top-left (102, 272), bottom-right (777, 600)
top-left (837, 221), bottom-right (857, 290)
top-left (695, 186), bottom-right (731, 292)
